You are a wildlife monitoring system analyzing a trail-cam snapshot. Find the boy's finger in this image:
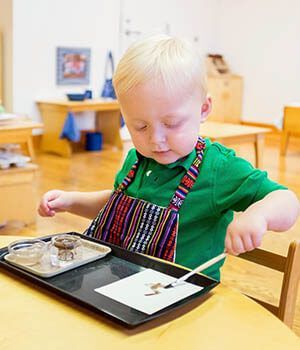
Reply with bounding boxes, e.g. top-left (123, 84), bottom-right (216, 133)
top-left (225, 235), bottom-right (234, 255)
top-left (38, 207), bottom-right (49, 217)
top-left (48, 197), bottom-right (64, 210)
top-left (251, 234), bottom-right (262, 249)
top-left (44, 190), bottom-right (60, 200)
top-left (38, 204), bottom-right (55, 217)
top-left (231, 235), bottom-right (244, 255)
top-left (241, 235), bottom-right (255, 251)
